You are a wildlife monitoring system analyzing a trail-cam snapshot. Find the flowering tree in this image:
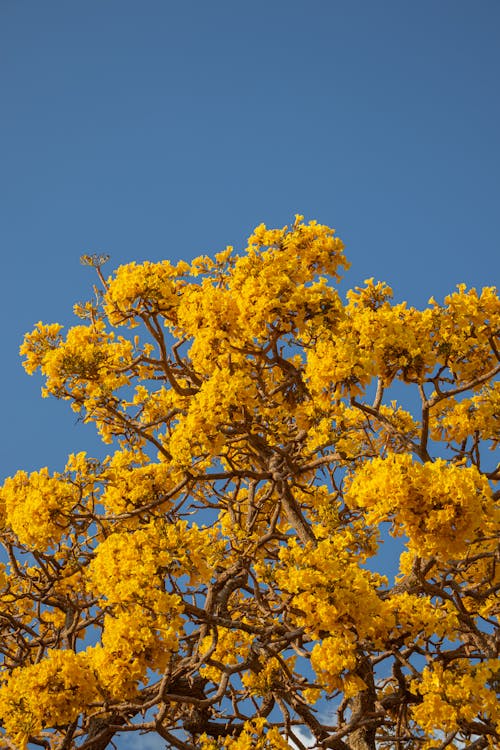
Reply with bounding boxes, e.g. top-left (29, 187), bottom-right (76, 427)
top-left (0, 217), bottom-right (499, 750)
